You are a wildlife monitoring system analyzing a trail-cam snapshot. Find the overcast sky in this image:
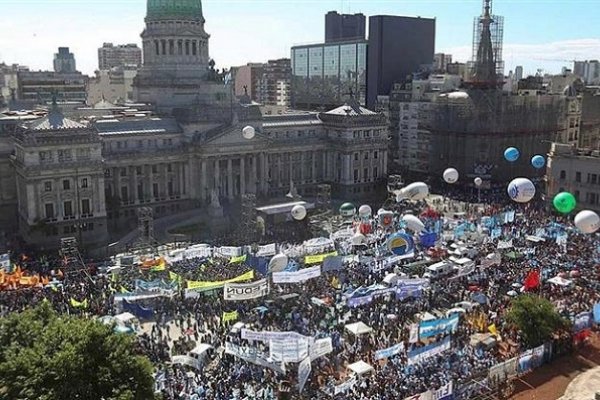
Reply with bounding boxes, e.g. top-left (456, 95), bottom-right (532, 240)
top-left (2, 0), bottom-right (599, 76)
